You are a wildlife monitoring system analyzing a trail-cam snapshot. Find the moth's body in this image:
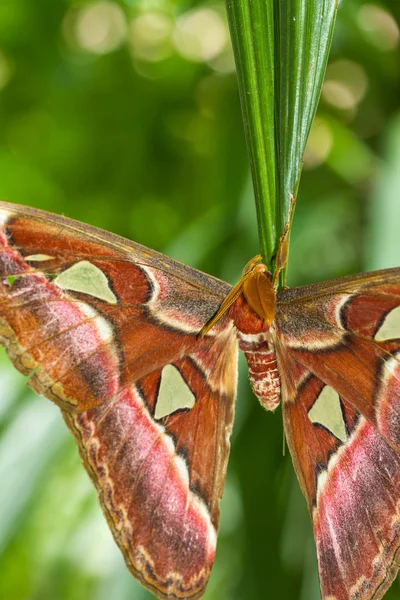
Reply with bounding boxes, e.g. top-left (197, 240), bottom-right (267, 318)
top-left (0, 201), bottom-right (400, 600)
top-left (201, 255), bottom-right (282, 411)
top-left (227, 266), bottom-right (281, 411)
